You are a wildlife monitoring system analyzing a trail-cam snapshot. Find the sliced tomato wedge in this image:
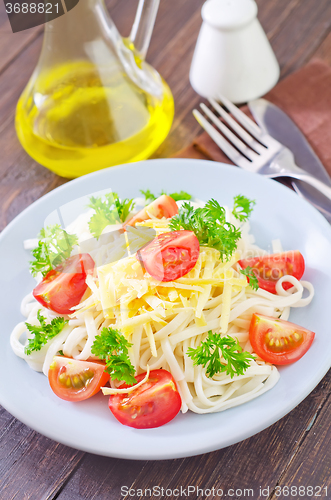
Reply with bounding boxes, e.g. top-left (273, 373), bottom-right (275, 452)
top-left (108, 369), bottom-right (181, 429)
top-left (124, 194), bottom-right (178, 227)
top-left (137, 230), bottom-right (200, 282)
top-left (239, 251), bottom-right (305, 294)
top-left (48, 356), bottom-right (109, 401)
top-left (249, 313), bottom-right (315, 365)
top-left (33, 253), bottom-right (95, 315)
